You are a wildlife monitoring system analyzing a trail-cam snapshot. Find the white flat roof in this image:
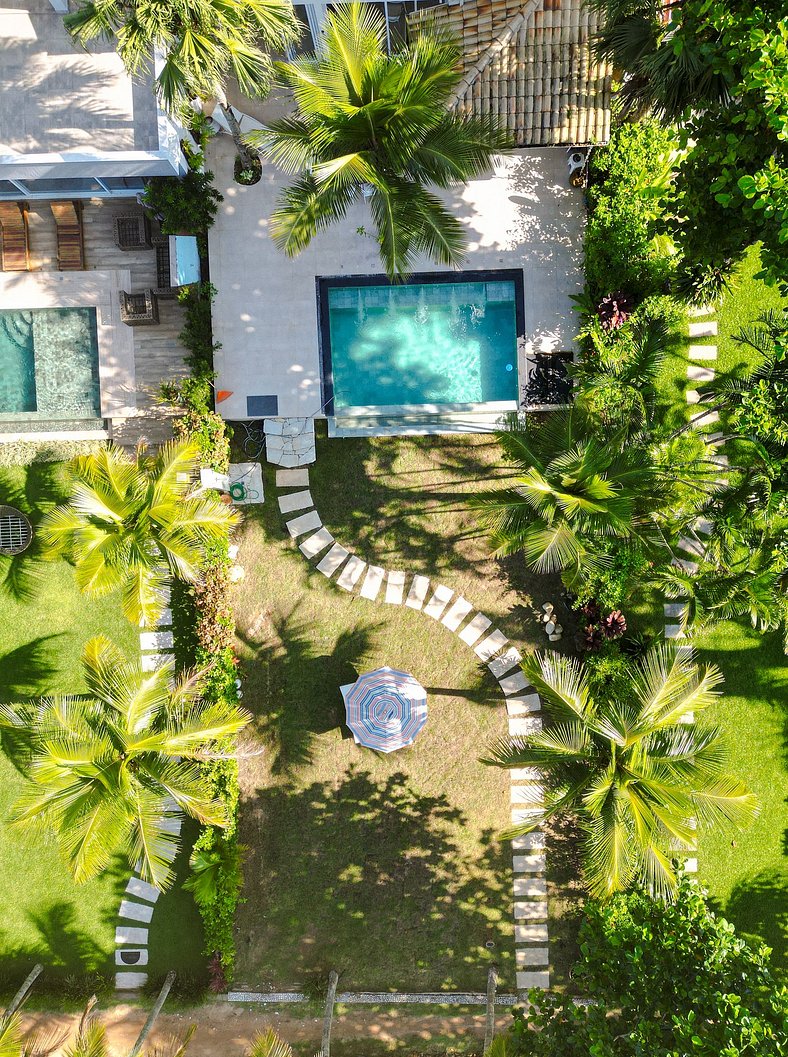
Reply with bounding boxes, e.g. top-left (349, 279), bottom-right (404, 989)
top-left (208, 139), bottom-right (584, 421)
